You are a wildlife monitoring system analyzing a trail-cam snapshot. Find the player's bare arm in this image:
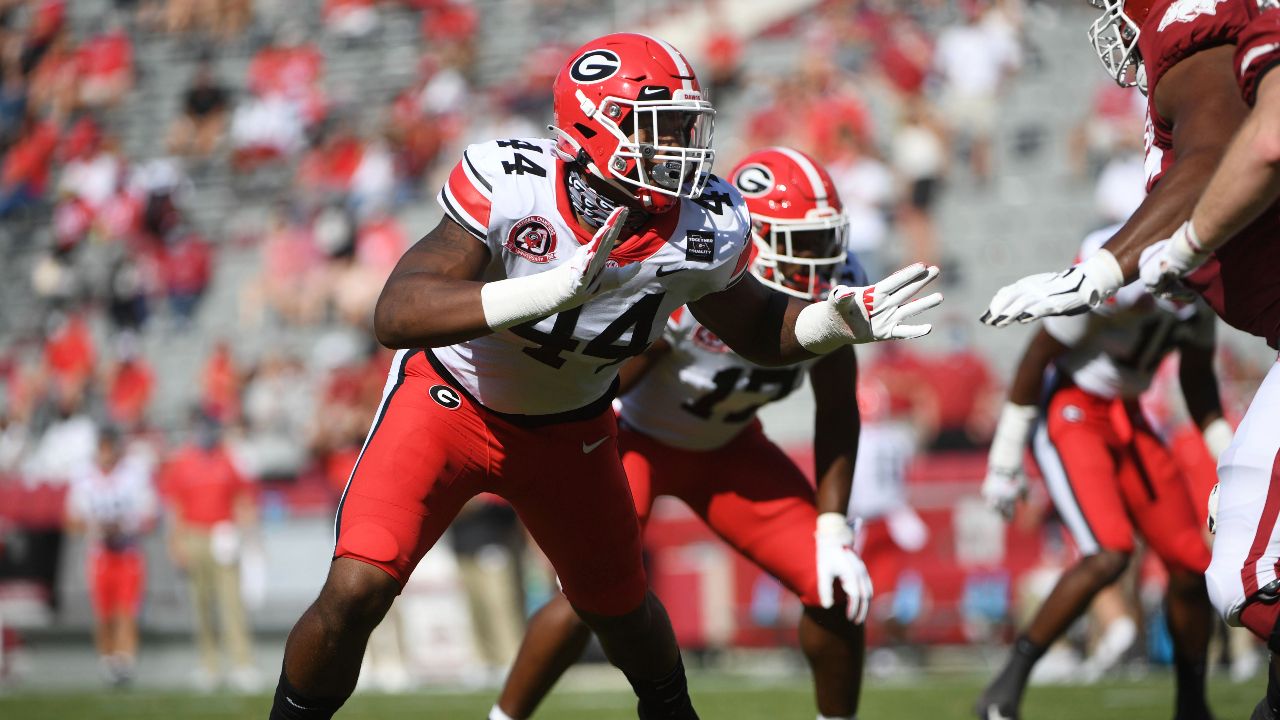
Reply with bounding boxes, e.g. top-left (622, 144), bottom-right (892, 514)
top-left (982, 328), bottom-right (1070, 519)
top-left (808, 345), bottom-right (859, 516)
top-left (983, 46), bottom-right (1248, 326)
top-left (374, 215), bottom-right (492, 348)
top-left (688, 273), bottom-right (812, 366)
top-left (1146, 67), bottom-right (1280, 294)
top-left (1176, 332), bottom-right (1233, 462)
